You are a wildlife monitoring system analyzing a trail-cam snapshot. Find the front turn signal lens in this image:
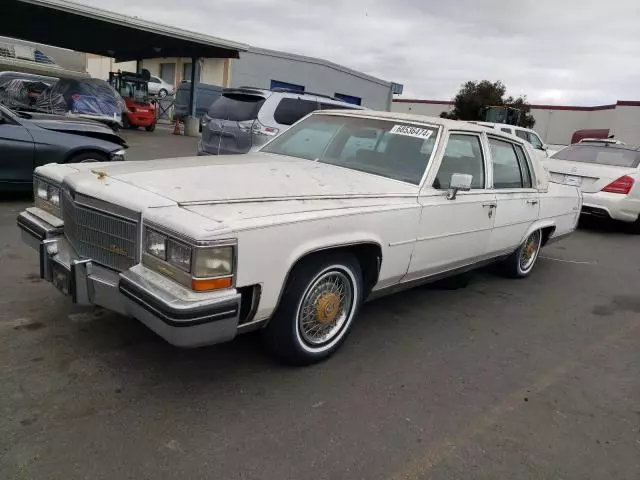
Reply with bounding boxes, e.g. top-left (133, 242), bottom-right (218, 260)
top-left (191, 276), bottom-right (233, 292)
